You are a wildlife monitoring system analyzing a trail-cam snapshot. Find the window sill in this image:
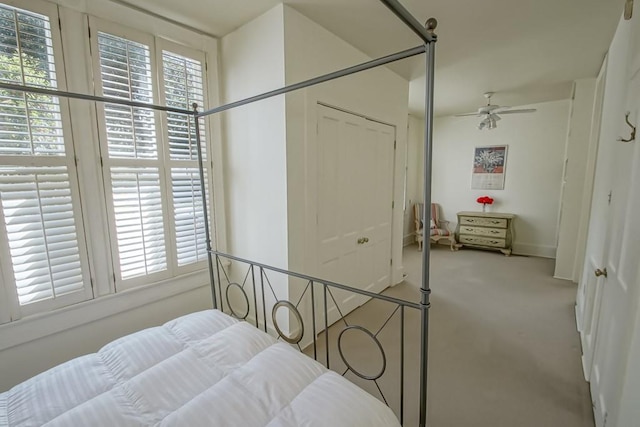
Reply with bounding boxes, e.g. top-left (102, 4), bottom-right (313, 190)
top-left (0, 270), bottom-right (210, 352)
